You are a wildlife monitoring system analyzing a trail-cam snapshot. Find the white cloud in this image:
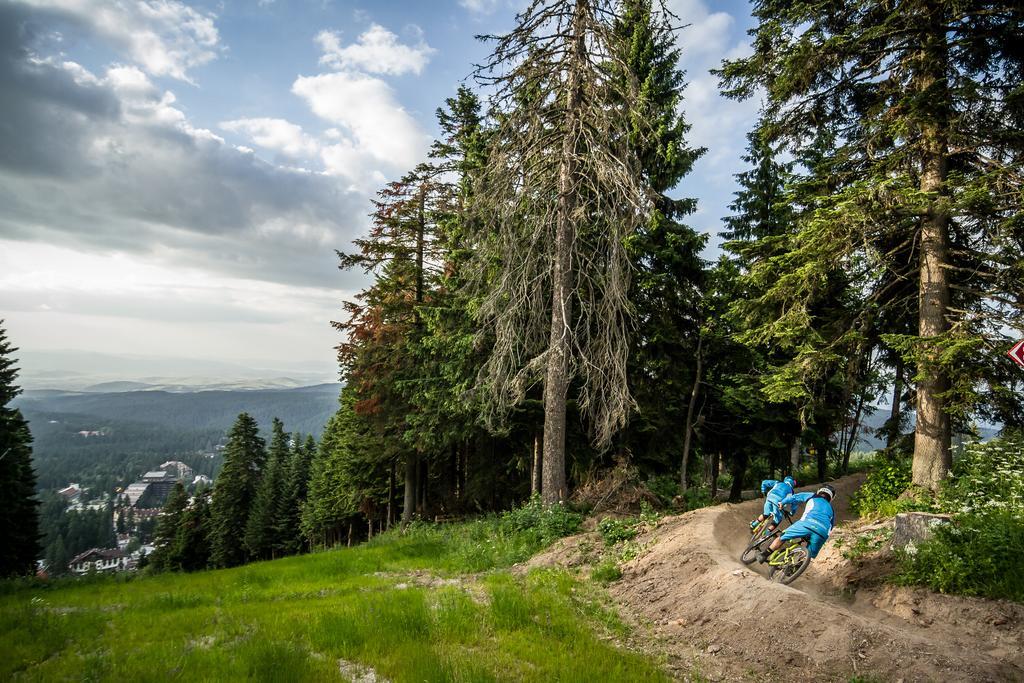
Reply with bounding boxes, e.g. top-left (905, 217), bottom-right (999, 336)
top-left (293, 70), bottom-right (429, 185)
top-left (315, 23), bottom-right (434, 76)
top-left (0, 3), bottom-right (366, 291)
top-left (667, 0), bottom-right (734, 57)
top-left (458, 0), bottom-right (501, 14)
top-left (220, 118), bottom-right (320, 159)
top-left (0, 241), bottom-right (345, 364)
top-left (24, 0), bottom-right (221, 82)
